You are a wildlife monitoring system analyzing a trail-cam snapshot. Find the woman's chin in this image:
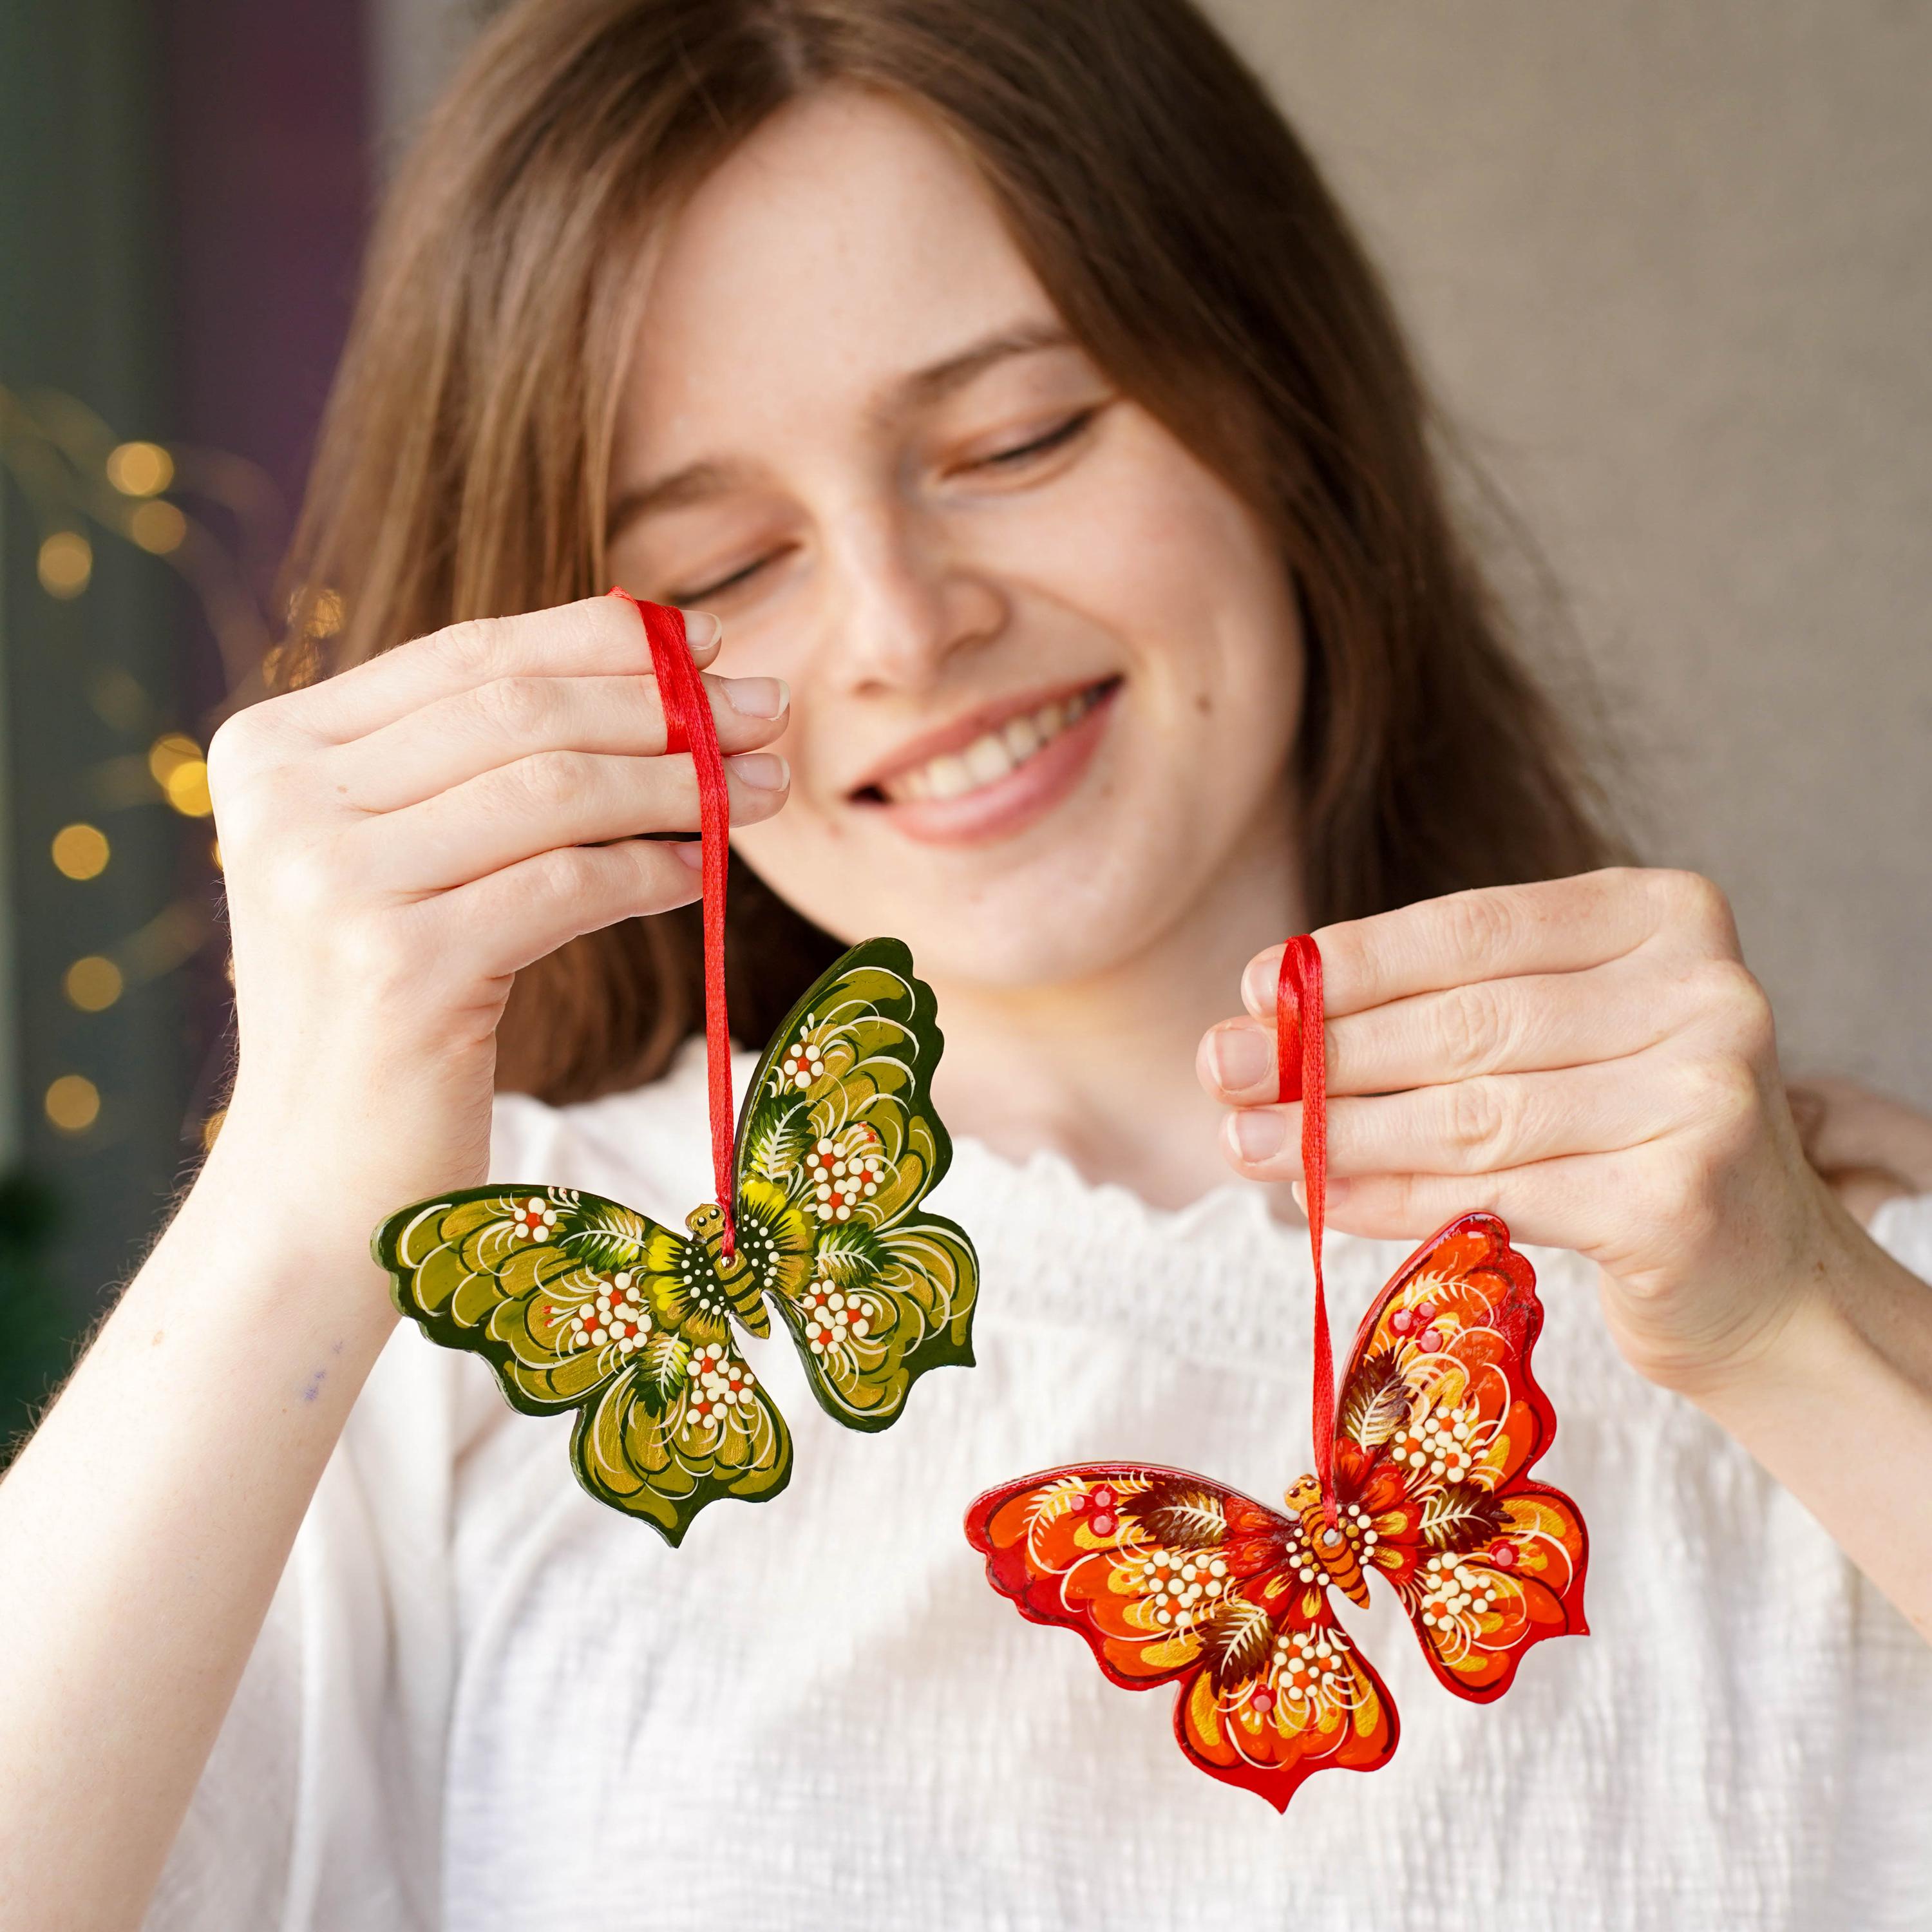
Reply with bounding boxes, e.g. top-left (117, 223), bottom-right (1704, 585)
top-left (829, 853), bottom-right (1197, 992)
